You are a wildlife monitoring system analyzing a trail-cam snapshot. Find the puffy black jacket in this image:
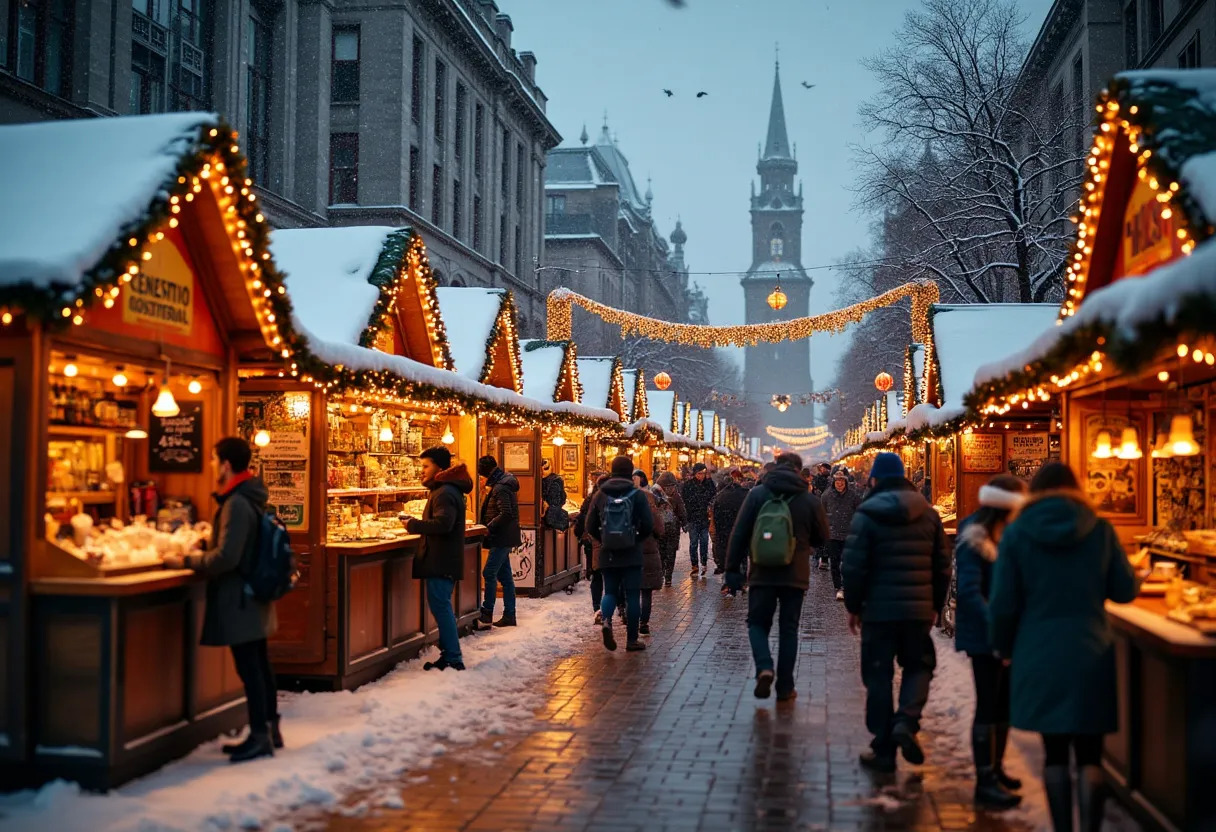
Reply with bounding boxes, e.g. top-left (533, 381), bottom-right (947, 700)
top-left (681, 476), bottom-right (717, 525)
top-left (710, 482), bottom-right (749, 547)
top-left (725, 466), bottom-right (829, 590)
top-left (479, 468), bottom-right (522, 549)
top-left (408, 464), bottom-right (474, 581)
top-left (586, 477), bottom-right (655, 569)
top-left (842, 478), bottom-right (951, 622)
top-left (821, 484), bottom-right (863, 541)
